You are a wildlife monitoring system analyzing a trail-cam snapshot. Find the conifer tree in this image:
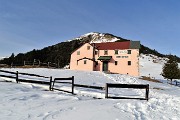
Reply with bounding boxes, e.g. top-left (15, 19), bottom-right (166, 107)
top-left (162, 55), bottom-right (180, 83)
